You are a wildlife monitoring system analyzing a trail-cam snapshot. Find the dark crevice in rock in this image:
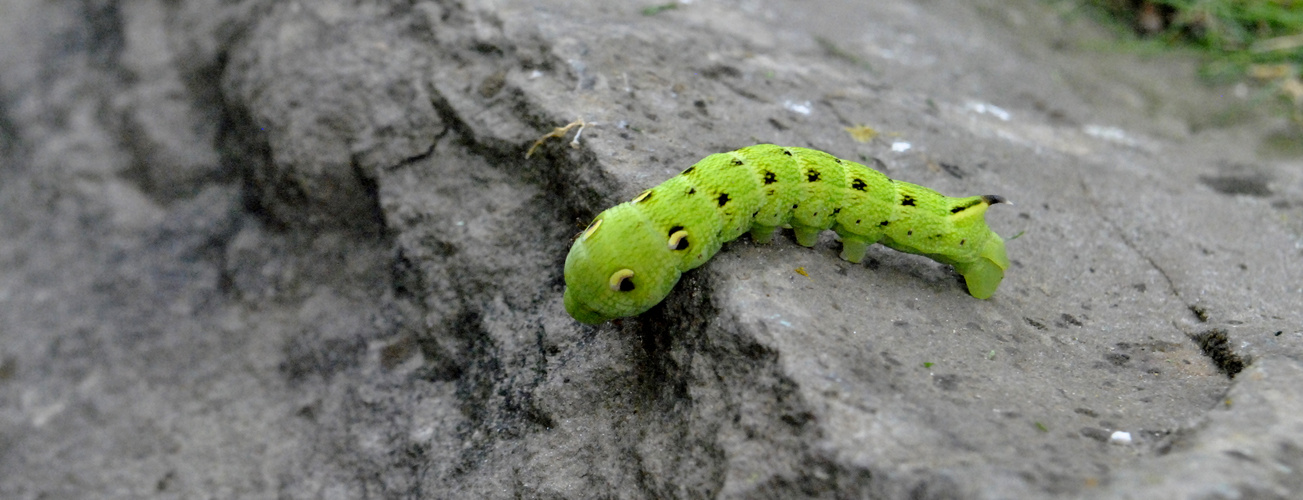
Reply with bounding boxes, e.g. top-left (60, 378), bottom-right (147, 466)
top-left (1199, 174), bottom-right (1272, 197)
top-left (75, 0), bottom-right (127, 71)
top-left (387, 127), bottom-right (570, 471)
top-left (280, 333), bottom-right (368, 385)
top-left (121, 62), bottom-right (237, 204)
top-left (216, 97), bottom-right (282, 229)
top-left (447, 310), bottom-right (494, 420)
top-left (393, 138), bottom-right (441, 172)
top-left (627, 317), bottom-right (728, 495)
top-left (80, 0), bottom-right (233, 205)
top-left (349, 156), bottom-right (387, 239)
top-left (1199, 163), bottom-right (1273, 197)
top-left (1080, 176), bottom-right (1230, 382)
top-left (416, 13), bottom-right (619, 223)
top-left (117, 115), bottom-right (166, 198)
top-left (424, 83), bottom-right (616, 230)
top-left (445, 314), bottom-right (558, 475)
top-left (1079, 177), bottom-right (1191, 318)
top-left (414, 329), bottom-right (468, 383)
top-left (625, 266), bottom-right (888, 497)
top-left (0, 95), bottom-right (23, 173)
top-left (1191, 329), bottom-right (1248, 378)
top-left (390, 247), bottom-right (429, 301)
top-left (629, 274), bottom-right (719, 397)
